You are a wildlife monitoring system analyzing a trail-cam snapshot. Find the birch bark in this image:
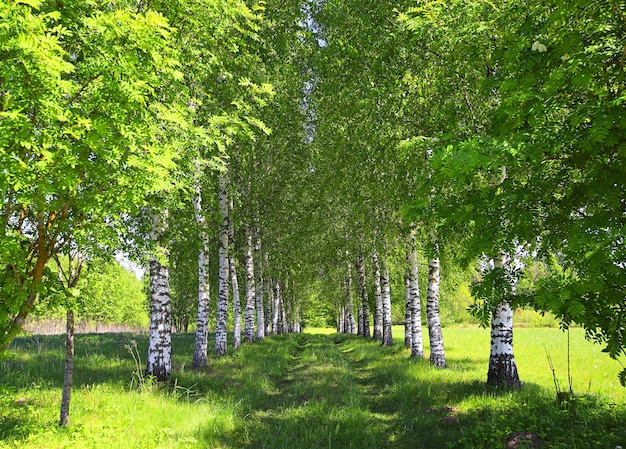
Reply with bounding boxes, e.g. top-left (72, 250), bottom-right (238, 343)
top-left (229, 195), bottom-right (241, 349)
top-left (146, 210), bottom-right (172, 380)
top-left (408, 238), bottom-right (423, 358)
top-left (230, 254), bottom-right (241, 349)
top-left (487, 253), bottom-right (521, 388)
top-left (381, 260), bottom-right (393, 346)
top-left (427, 257), bottom-right (446, 367)
top-left (254, 233), bottom-right (265, 339)
top-left (146, 253), bottom-right (172, 379)
top-left (192, 181), bottom-right (210, 368)
top-left (215, 173), bottom-right (230, 355)
top-left (272, 279), bottom-right (281, 334)
top-left (404, 272), bottom-right (411, 348)
top-left (264, 269), bottom-right (272, 336)
top-left (356, 254), bottom-right (370, 338)
top-left (346, 262), bottom-right (357, 334)
top-left (243, 224), bottom-right (256, 342)
top-left (372, 249), bottom-right (383, 341)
